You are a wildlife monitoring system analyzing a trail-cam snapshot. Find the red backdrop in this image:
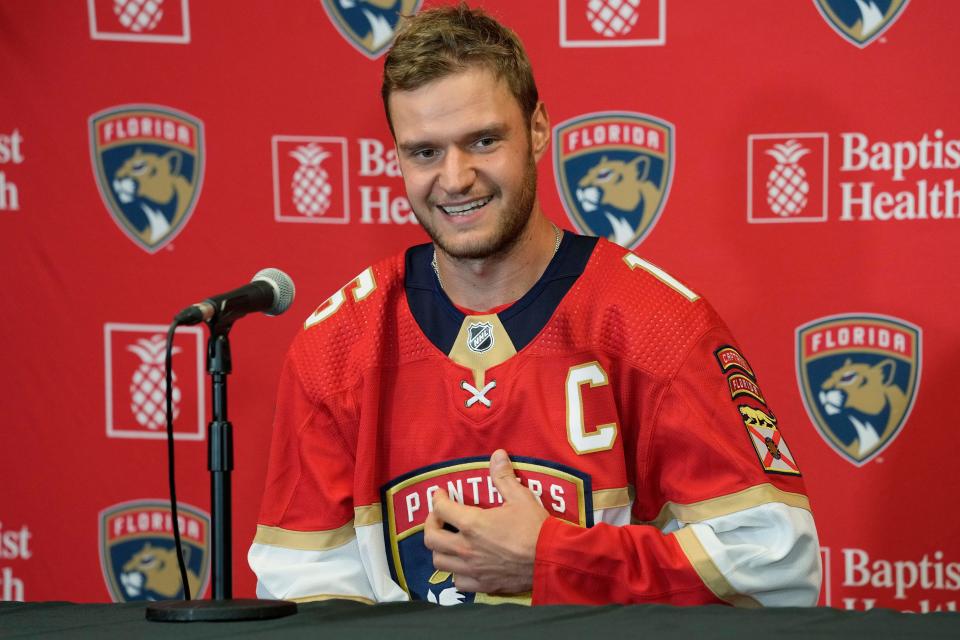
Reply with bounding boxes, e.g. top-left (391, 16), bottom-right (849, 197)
top-left (1, 0), bottom-right (957, 612)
